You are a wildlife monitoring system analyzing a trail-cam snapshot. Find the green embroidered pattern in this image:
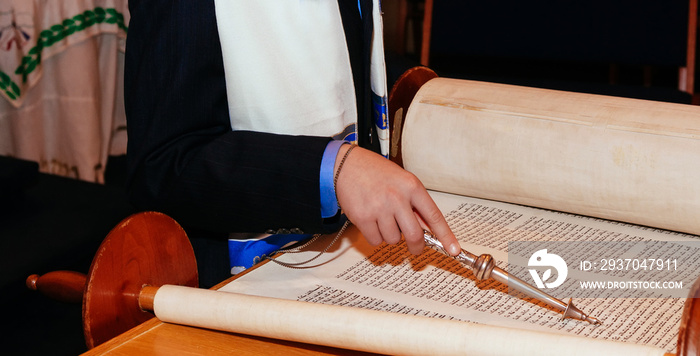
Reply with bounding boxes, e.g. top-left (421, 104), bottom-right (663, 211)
top-left (1, 7), bottom-right (128, 101)
top-left (0, 71), bottom-right (20, 100)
